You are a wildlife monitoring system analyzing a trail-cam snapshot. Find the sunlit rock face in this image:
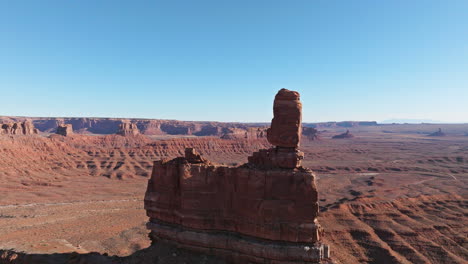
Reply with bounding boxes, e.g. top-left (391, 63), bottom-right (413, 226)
top-left (116, 122), bottom-right (140, 136)
top-left (267, 88), bottom-right (302, 148)
top-left (1, 121), bottom-right (38, 135)
top-left (144, 89), bottom-right (332, 263)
